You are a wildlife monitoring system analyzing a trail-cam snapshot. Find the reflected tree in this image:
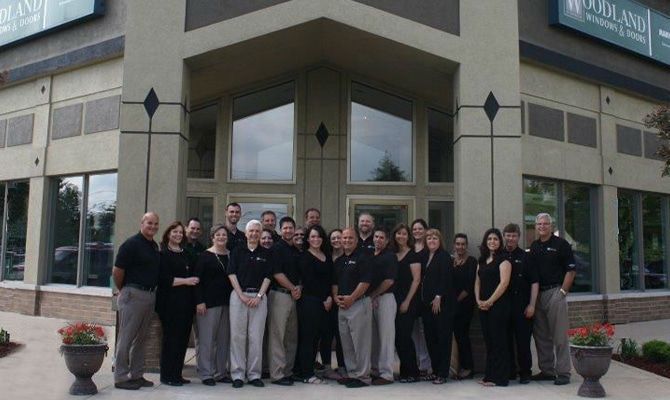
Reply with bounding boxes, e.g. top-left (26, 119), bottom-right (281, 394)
top-left (370, 152), bottom-right (408, 182)
top-left (644, 105), bottom-right (670, 176)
